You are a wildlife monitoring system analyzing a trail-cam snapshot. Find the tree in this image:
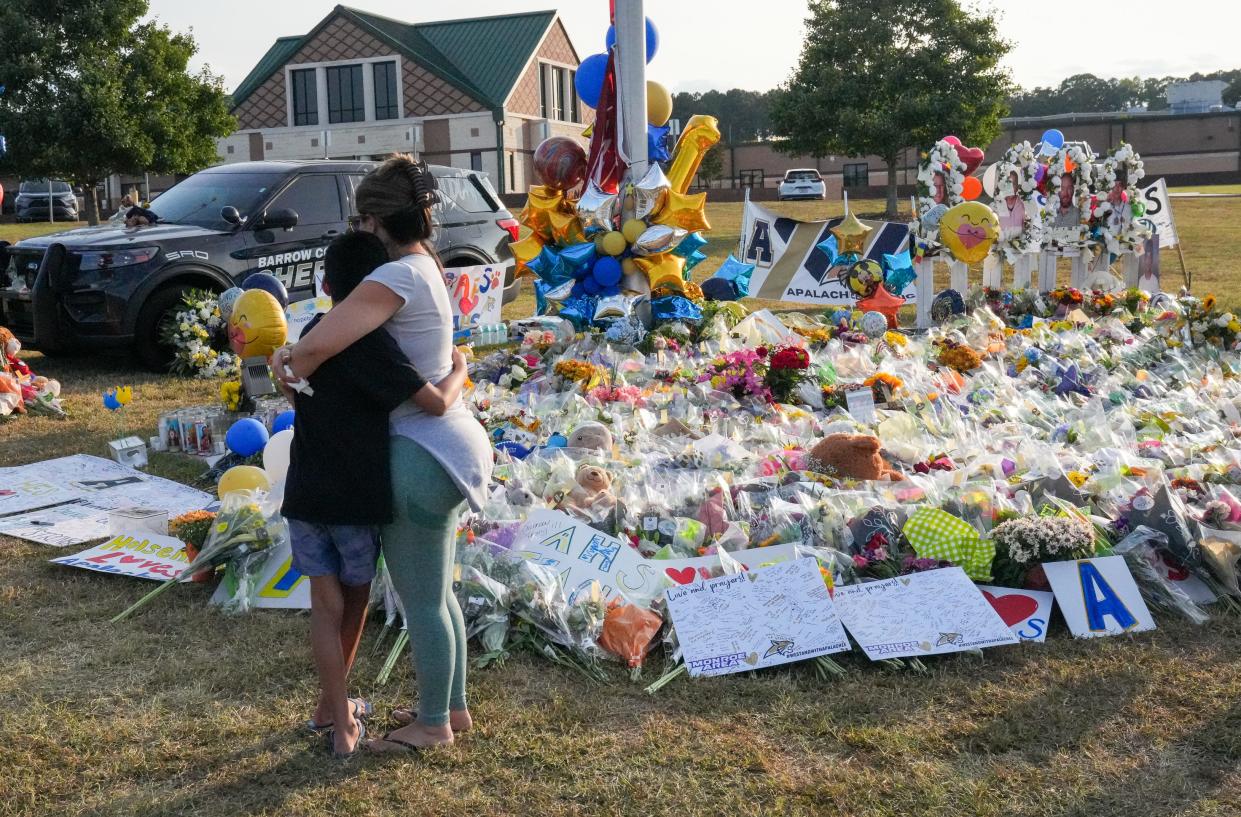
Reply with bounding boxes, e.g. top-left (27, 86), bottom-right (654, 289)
top-left (0, 0), bottom-right (234, 224)
top-left (696, 144), bottom-right (724, 187)
top-left (672, 89), bottom-right (776, 143)
top-left (770, 0), bottom-right (1012, 217)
